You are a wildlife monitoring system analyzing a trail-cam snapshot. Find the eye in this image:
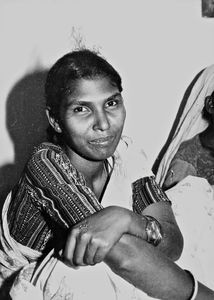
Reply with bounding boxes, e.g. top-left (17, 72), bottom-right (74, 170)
top-left (73, 106), bottom-right (88, 113)
top-left (106, 100), bottom-right (118, 108)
